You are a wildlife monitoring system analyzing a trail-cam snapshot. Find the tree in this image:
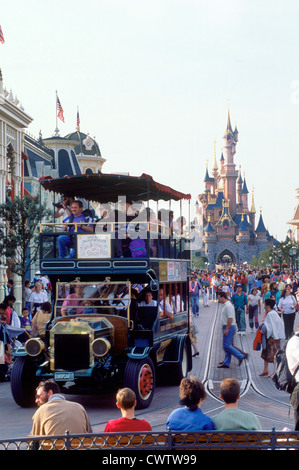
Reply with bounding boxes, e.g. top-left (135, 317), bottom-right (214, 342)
top-left (250, 248), bottom-right (273, 268)
top-left (0, 194), bottom-right (51, 305)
